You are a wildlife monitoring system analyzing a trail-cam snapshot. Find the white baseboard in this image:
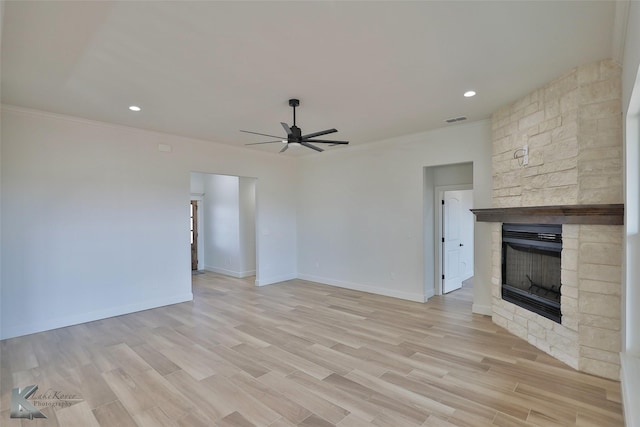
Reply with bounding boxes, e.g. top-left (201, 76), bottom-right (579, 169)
top-left (472, 304), bottom-right (493, 316)
top-left (205, 266), bottom-right (255, 279)
top-left (255, 273), bottom-right (297, 287)
top-left (297, 274), bottom-right (425, 303)
top-left (0, 293), bottom-right (193, 340)
top-left (621, 352), bottom-right (640, 427)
